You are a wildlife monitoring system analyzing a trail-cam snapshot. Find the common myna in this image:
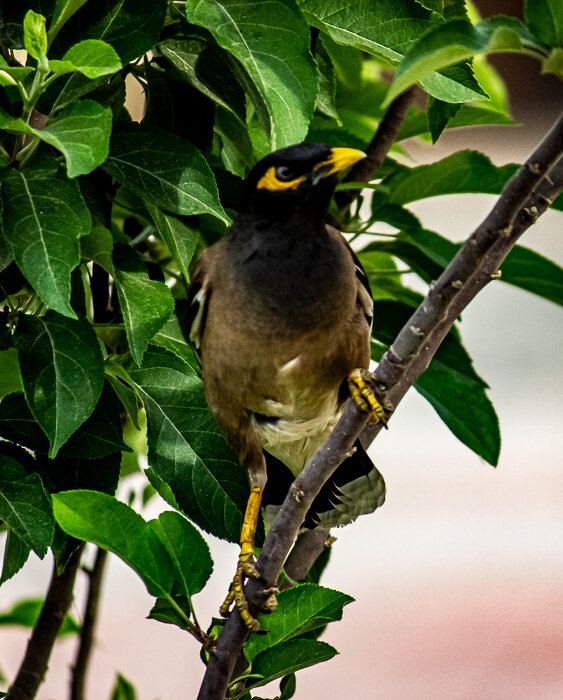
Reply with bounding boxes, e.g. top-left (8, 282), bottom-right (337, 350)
top-left (187, 143), bottom-right (386, 630)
